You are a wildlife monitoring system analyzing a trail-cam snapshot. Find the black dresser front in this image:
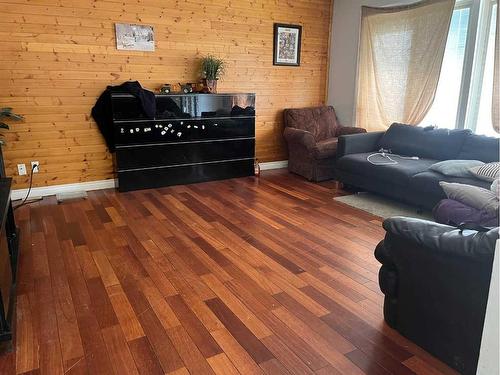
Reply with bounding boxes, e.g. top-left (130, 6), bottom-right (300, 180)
top-left (112, 93), bottom-right (256, 192)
